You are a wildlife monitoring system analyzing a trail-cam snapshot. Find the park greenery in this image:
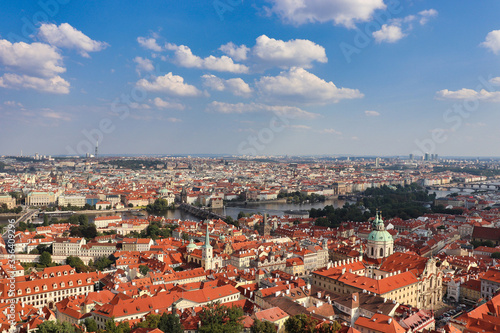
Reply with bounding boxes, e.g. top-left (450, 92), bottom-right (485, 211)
top-left (310, 184), bottom-right (457, 227)
top-left (146, 198), bottom-right (175, 214)
top-left (278, 191), bottom-right (326, 204)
